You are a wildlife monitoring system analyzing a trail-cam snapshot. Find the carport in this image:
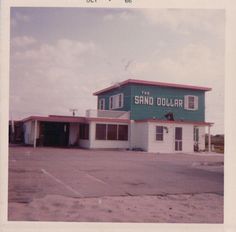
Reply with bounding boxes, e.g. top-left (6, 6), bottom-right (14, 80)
top-left (22, 115), bottom-right (87, 148)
